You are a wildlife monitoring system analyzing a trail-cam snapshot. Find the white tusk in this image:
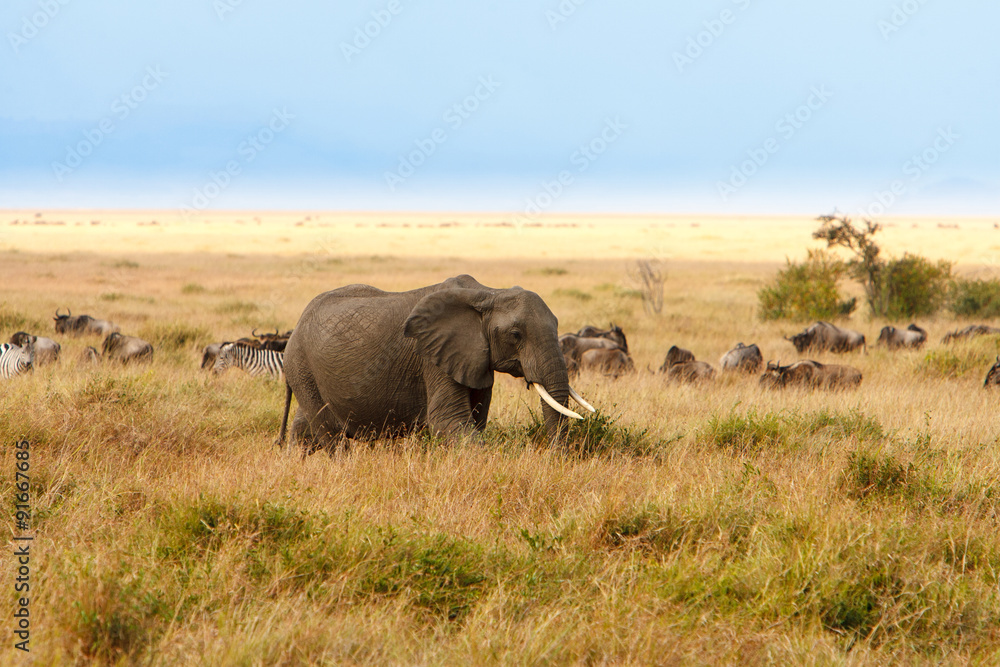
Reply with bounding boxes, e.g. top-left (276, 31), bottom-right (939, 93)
top-left (568, 386), bottom-right (596, 413)
top-left (532, 383), bottom-right (584, 420)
